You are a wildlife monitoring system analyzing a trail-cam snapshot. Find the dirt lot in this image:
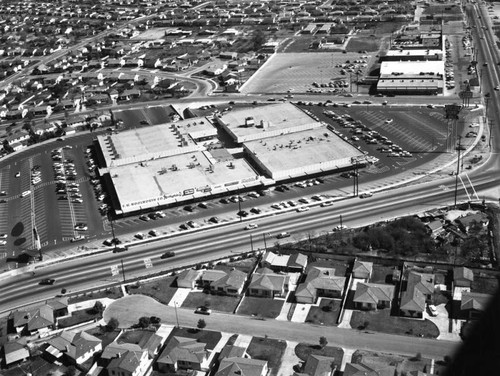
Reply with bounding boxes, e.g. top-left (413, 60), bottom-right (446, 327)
top-left (241, 52), bottom-right (373, 94)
